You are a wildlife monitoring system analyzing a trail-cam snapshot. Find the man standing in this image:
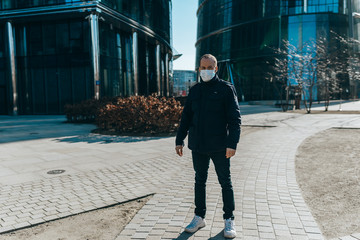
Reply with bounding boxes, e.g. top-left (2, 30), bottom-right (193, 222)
top-left (175, 54), bottom-right (241, 239)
